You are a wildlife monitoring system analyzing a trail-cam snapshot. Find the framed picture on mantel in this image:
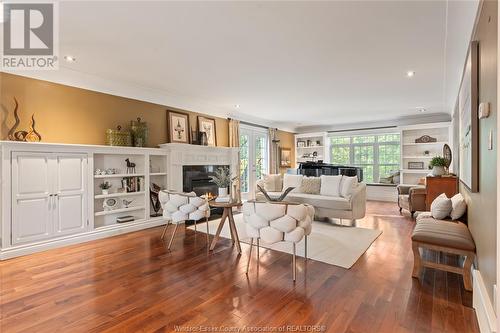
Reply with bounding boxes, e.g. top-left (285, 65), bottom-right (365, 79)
top-left (197, 116), bottom-right (217, 147)
top-left (167, 110), bottom-right (190, 144)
